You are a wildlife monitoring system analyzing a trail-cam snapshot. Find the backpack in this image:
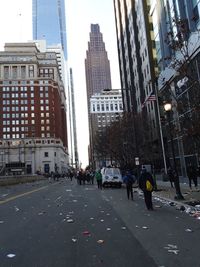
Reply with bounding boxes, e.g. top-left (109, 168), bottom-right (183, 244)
top-left (146, 180), bottom-right (153, 191)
